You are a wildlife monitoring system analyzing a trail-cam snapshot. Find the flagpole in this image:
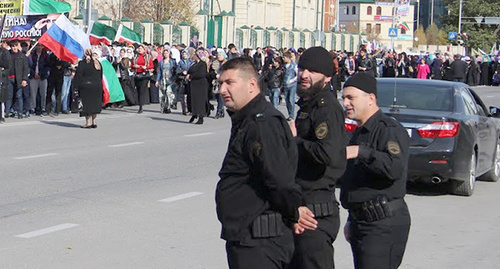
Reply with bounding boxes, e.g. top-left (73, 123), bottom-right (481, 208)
top-left (86, 0), bottom-right (92, 33)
